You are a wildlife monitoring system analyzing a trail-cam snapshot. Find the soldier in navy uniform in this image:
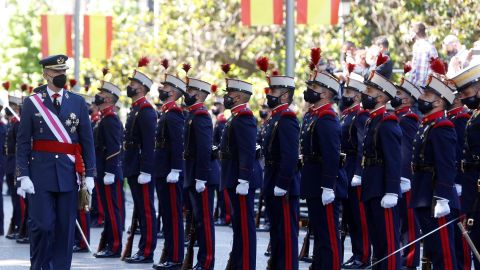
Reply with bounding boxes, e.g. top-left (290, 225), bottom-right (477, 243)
top-left (262, 73), bottom-right (300, 270)
top-left (392, 71), bottom-right (422, 269)
top-left (300, 69), bottom-right (342, 269)
top-left (339, 72), bottom-right (371, 269)
top-left (410, 72), bottom-right (459, 269)
top-left (91, 81), bottom-right (124, 258)
top-left (361, 70), bottom-right (402, 269)
top-left (220, 77), bottom-right (259, 269)
top-left (152, 74), bottom-right (186, 270)
top-left (123, 61), bottom-right (158, 263)
top-left (0, 98), bottom-right (6, 236)
top-left (183, 77), bottom-right (215, 270)
top-left (17, 54), bottom-right (96, 269)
